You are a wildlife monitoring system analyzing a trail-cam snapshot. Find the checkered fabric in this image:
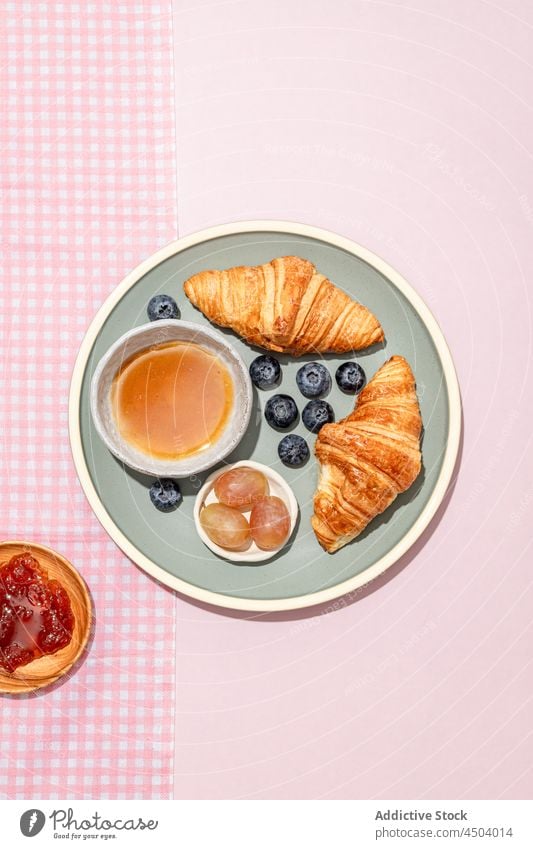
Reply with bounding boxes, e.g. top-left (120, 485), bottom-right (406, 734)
top-left (0, 2), bottom-right (177, 798)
